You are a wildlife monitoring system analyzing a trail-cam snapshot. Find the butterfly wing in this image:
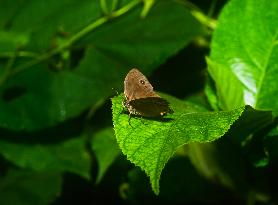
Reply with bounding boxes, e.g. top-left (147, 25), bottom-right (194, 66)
top-left (124, 68), bottom-right (159, 101)
top-left (128, 97), bottom-right (173, 117)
